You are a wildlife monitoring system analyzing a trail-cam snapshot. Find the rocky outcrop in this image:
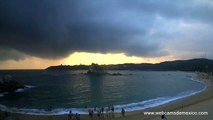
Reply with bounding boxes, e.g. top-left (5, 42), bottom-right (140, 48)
top-left (87, 63), bottom-right (107, 75)
top-left (0, 75), bottom-right (25, 93)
